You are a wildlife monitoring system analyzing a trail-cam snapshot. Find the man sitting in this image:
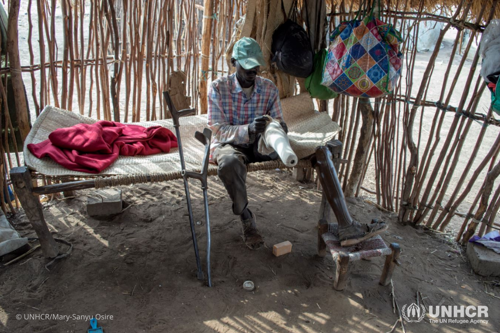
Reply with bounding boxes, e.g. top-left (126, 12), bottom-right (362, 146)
top-left (207, 37), bottom-right (387, 249)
